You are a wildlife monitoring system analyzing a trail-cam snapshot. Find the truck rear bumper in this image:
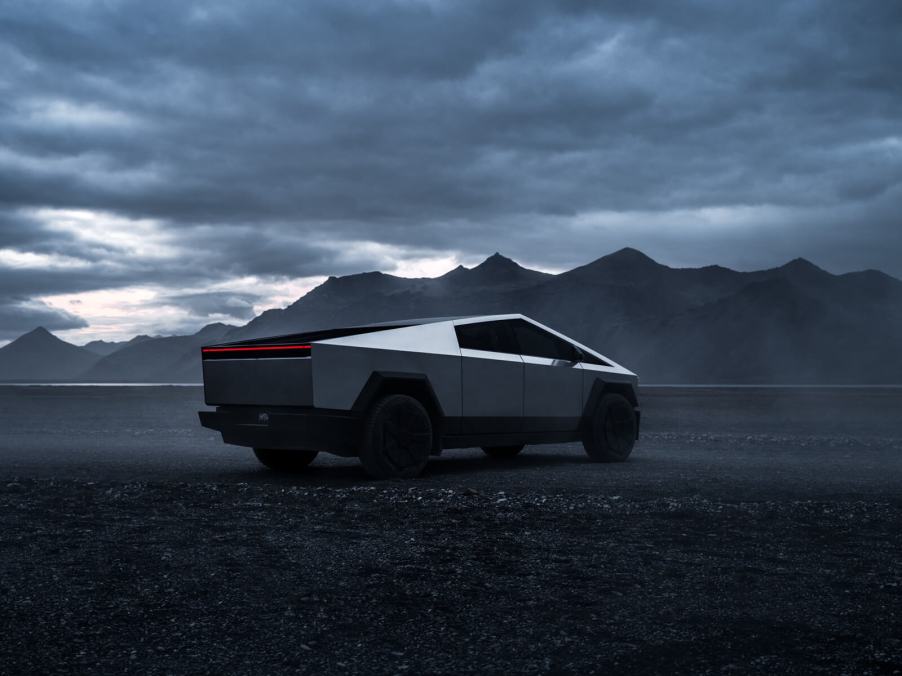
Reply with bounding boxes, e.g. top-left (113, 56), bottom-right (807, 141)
top-left (199, 407), bottom-right (361, 457)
